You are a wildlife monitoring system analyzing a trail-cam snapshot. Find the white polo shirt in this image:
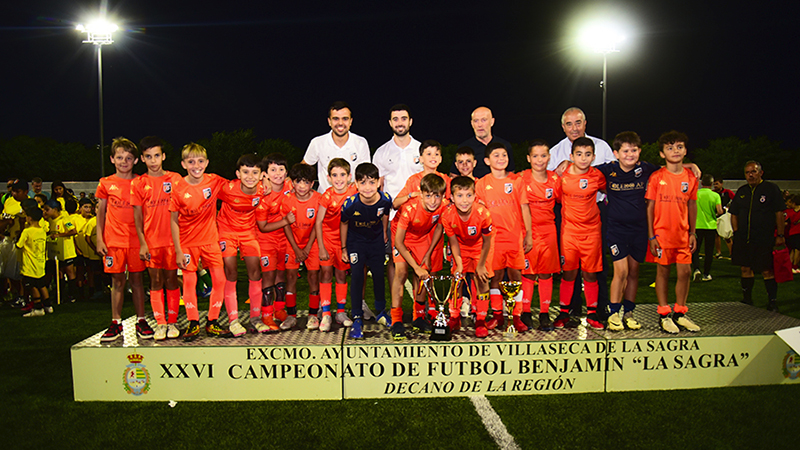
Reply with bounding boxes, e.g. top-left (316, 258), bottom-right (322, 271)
top-left (303, 131), bottom-right (371, 193)
top-left (547, 134), bottom-right (616, 202)
top-left (373, 135), bottom-right (422, 220)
